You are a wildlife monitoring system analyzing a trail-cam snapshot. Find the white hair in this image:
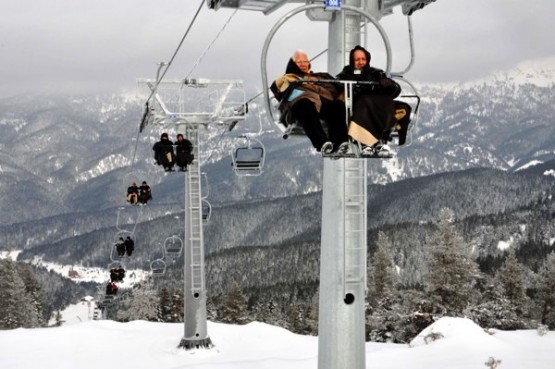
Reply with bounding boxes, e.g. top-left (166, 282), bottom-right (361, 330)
top-left (292, 49), bottom-right (308, 60)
